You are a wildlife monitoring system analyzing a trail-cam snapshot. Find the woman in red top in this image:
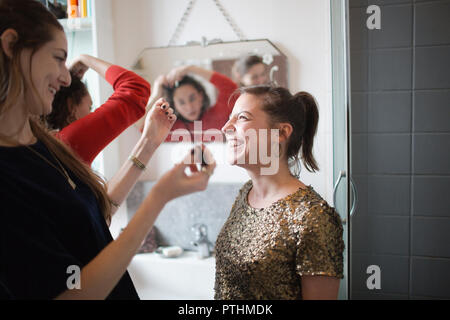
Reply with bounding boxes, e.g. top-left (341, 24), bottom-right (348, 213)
top-left (47, 54), bottom-right (153, 165)
top-left (45, 54), bottom-right (179, 216)
top-left (138, 65), bottom-right (237, 143)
